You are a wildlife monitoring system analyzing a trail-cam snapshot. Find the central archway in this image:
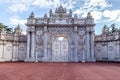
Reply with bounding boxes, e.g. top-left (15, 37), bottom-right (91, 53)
top-left (52, 34), bottom-right (69, 62)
